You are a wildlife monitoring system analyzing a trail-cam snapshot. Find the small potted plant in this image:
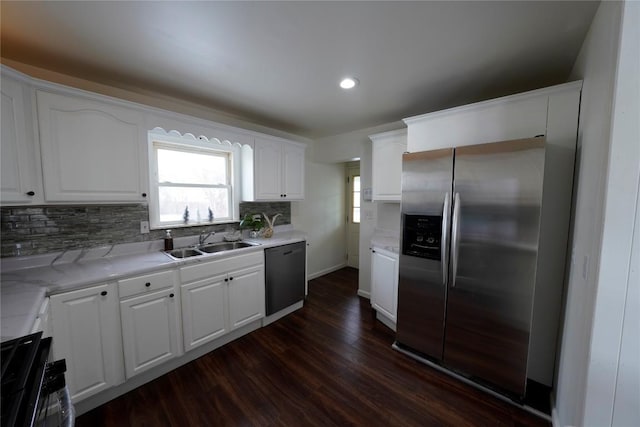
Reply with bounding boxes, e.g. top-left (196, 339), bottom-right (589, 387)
top-left (239, 213), bottom-right (264, 238)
